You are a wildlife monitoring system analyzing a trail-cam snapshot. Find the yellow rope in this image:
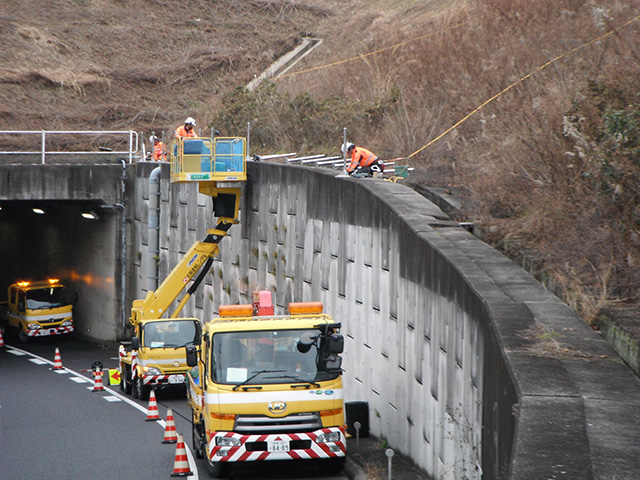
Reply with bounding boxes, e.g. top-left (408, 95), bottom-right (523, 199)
top-left (407, 14), bottom-right (640, 159)
top-left (273, 21), bottom-right (468, 81)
